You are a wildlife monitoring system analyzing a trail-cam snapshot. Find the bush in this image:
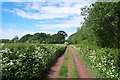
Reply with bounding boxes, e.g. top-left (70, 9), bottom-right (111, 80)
top-left (74, 44), bottom-right (119, 78)
top-left (1, 43), bottom-right (66, 79)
